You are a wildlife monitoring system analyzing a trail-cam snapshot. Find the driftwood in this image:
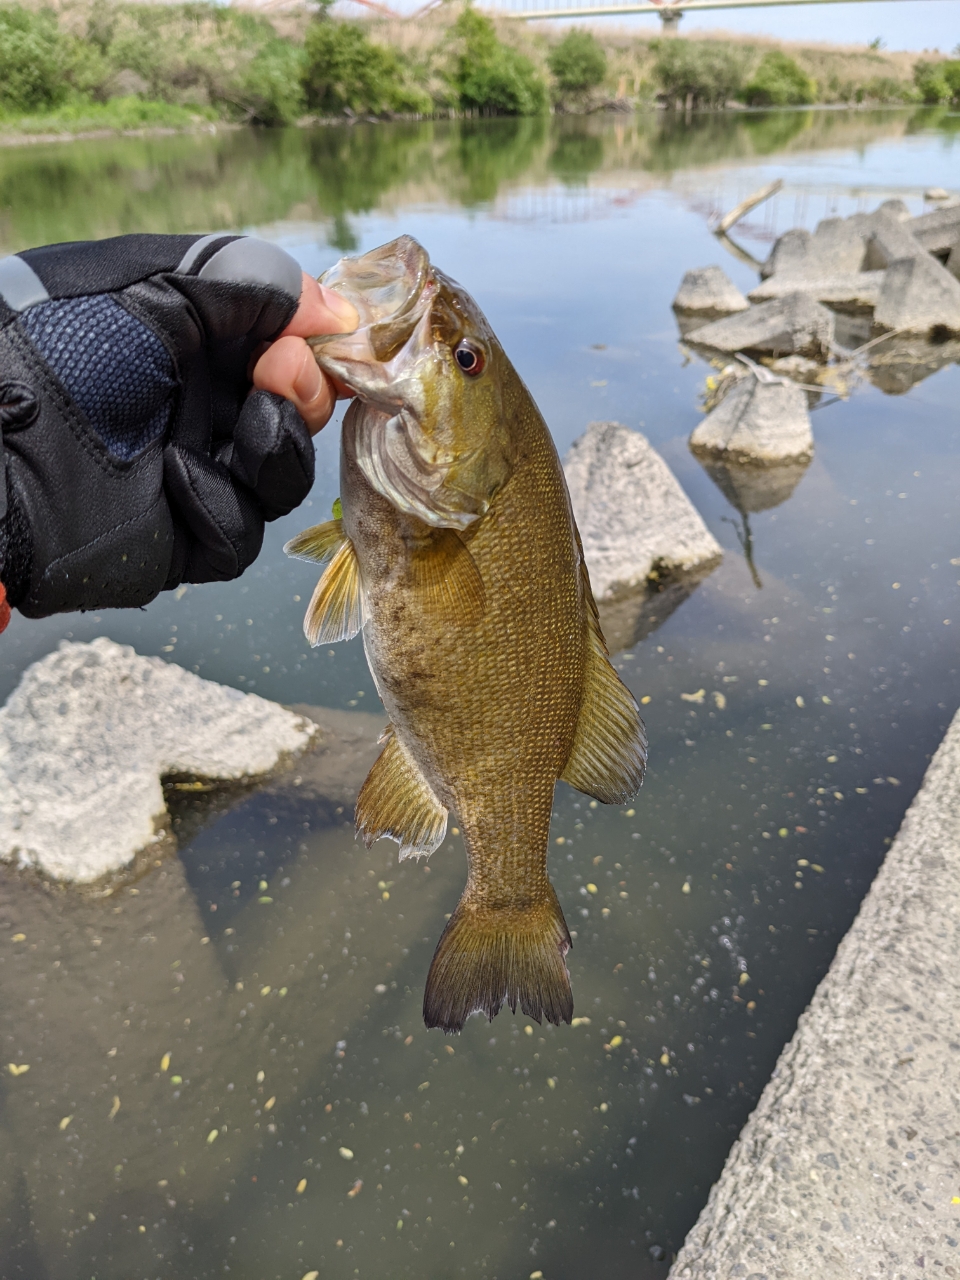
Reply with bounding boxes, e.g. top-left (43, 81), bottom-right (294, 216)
top-left (715, 178), bottom-right (783, 235)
